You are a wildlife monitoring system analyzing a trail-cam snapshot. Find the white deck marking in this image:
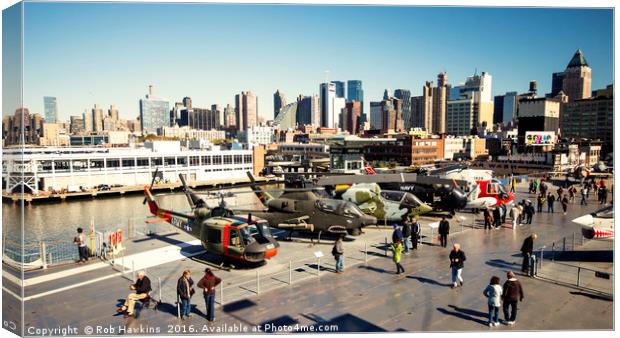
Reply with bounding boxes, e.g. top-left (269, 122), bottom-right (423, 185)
top-left (2, 286), bottom-right (22, 300)
top-left (23, 243), bottom-right (206, 301)
top-left (23, 240), bottom-right (202, 287)
top-left (23, 273), bottom-right (122, 301)
top-left (2, 271), bottom-right (22, 286)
